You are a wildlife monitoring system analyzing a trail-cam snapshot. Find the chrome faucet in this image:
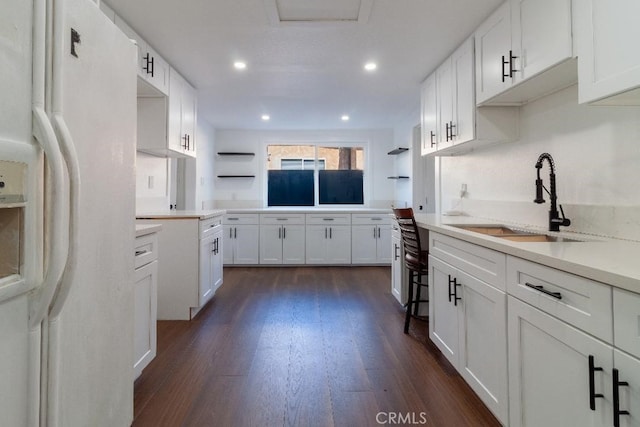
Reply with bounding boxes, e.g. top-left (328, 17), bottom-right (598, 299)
top-left (534, 153), bottom-right (571, 232)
